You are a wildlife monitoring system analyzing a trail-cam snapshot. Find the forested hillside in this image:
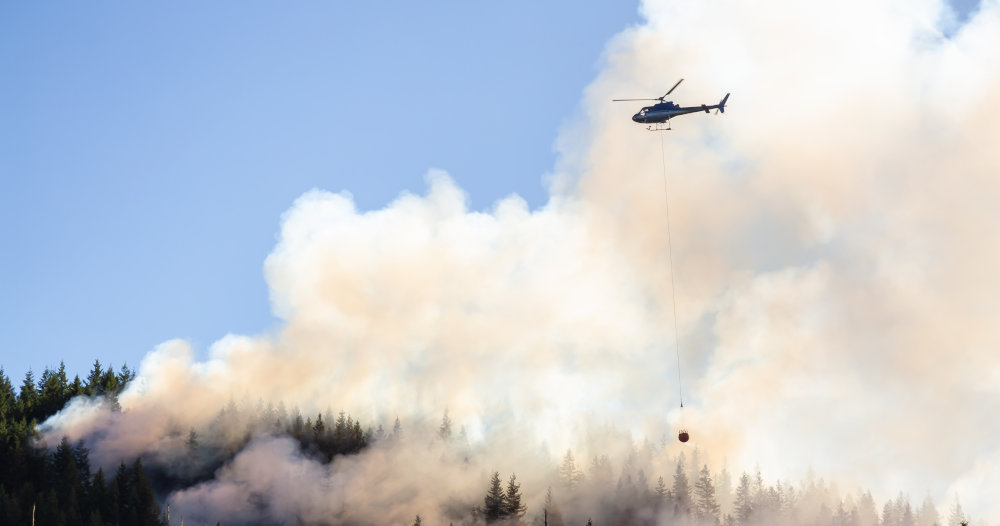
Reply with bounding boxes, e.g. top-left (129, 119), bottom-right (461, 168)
top-left (0, 362), bottom-right (974, 526)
